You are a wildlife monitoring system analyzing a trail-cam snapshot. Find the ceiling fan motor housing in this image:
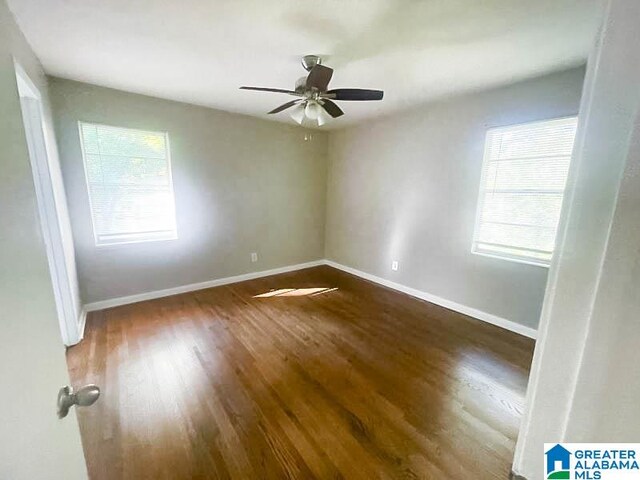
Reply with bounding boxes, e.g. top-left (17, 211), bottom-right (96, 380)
top-left (239, 54), bottom-right (384, 124)
top-left (295, 76), bottom-right (307, 93)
